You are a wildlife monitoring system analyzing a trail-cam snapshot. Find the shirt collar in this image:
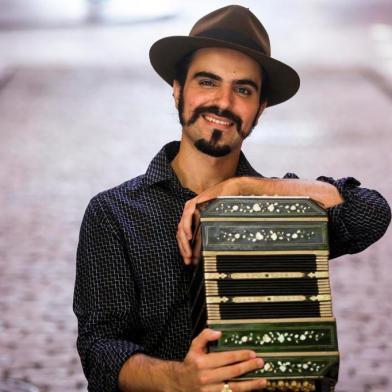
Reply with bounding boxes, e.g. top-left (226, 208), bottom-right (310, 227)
top-left (143, 140), bottom-right (263, 189)
top-left (143, 141), bottom-right (181, 188)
